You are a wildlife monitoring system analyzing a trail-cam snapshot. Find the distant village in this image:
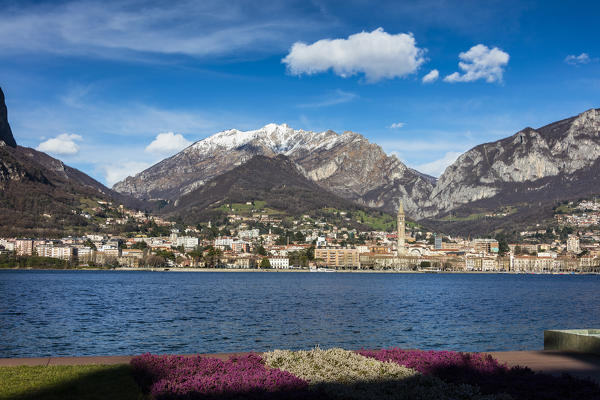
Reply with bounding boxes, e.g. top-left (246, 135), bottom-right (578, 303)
top-left (1, 198), bottom-right (599, 273)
